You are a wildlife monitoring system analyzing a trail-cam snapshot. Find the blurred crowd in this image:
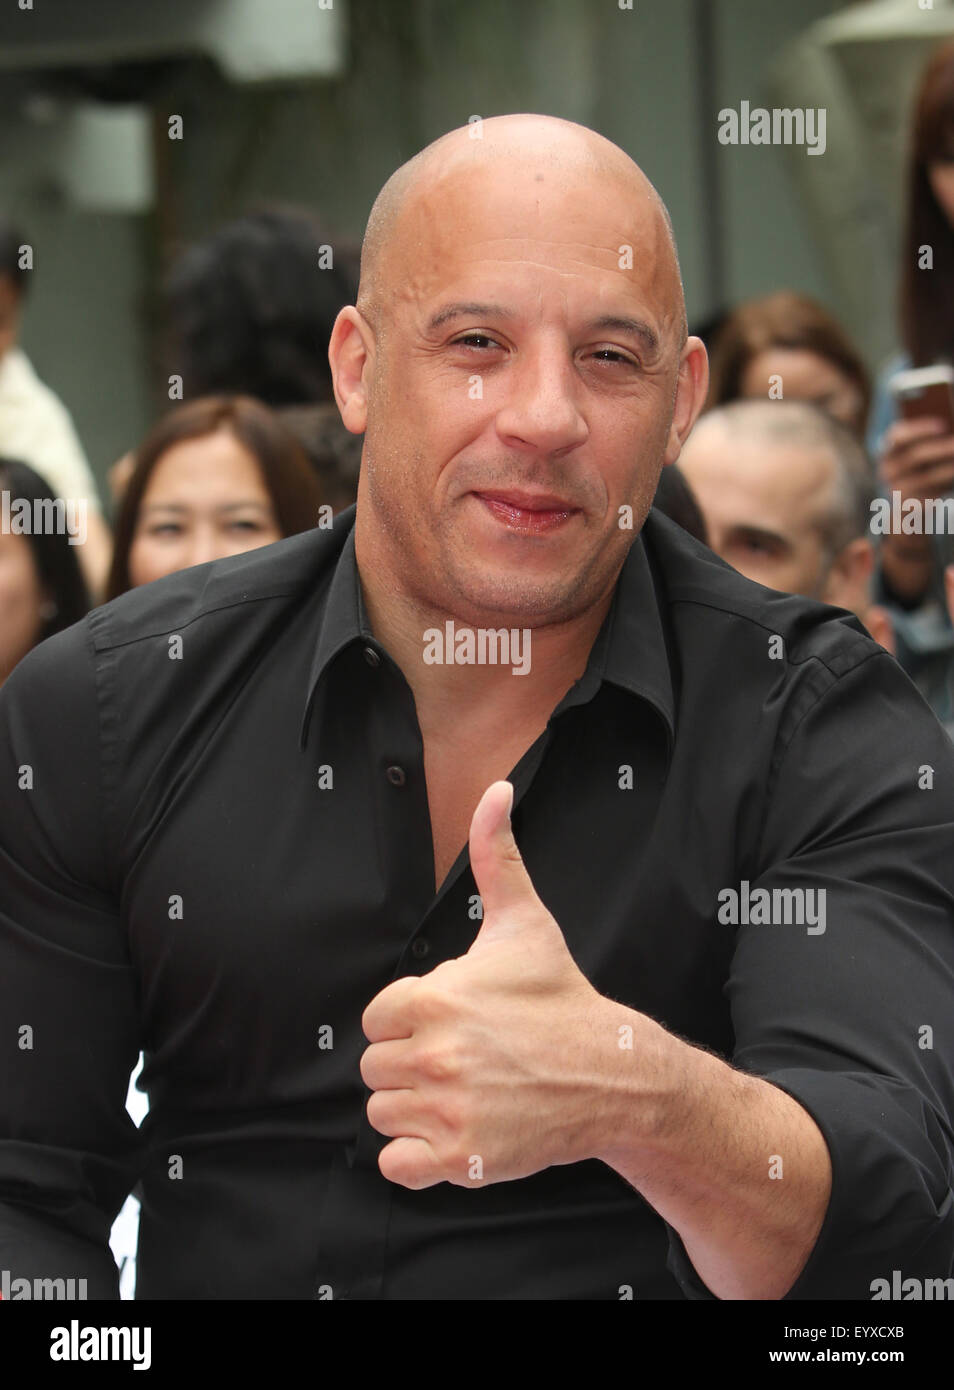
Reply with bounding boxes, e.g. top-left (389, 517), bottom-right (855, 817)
top-left (5, 43), bottom-right (954, 739)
